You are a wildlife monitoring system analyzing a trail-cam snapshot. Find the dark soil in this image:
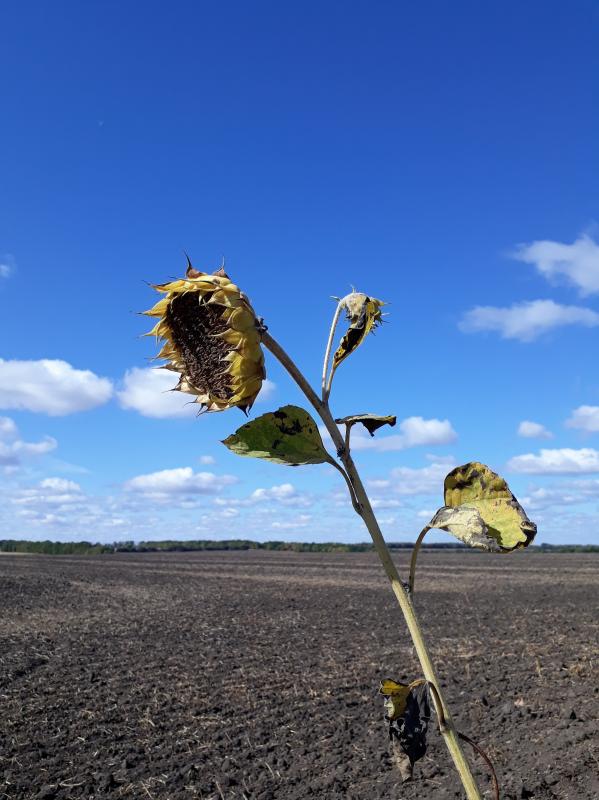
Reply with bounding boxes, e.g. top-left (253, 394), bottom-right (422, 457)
top-left (0, 551), bottom-right (597, 799)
